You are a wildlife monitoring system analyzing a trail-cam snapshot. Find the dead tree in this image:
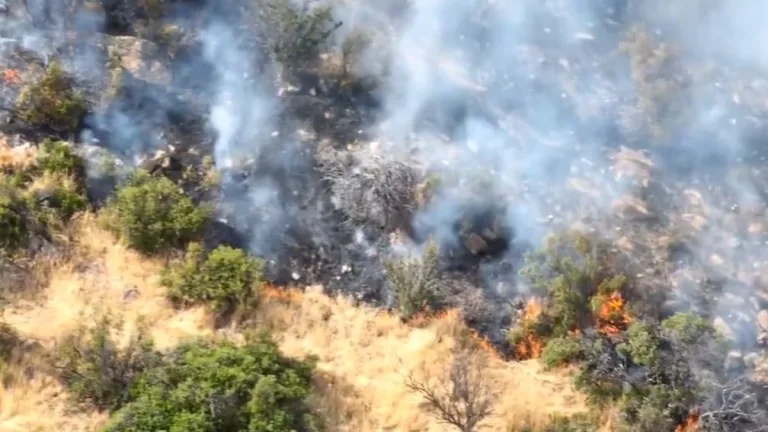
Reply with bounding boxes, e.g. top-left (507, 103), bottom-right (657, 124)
top-left (698, 376), bottom-right (768, 432)
top-left (405, 348), bottom-right (495, 432)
